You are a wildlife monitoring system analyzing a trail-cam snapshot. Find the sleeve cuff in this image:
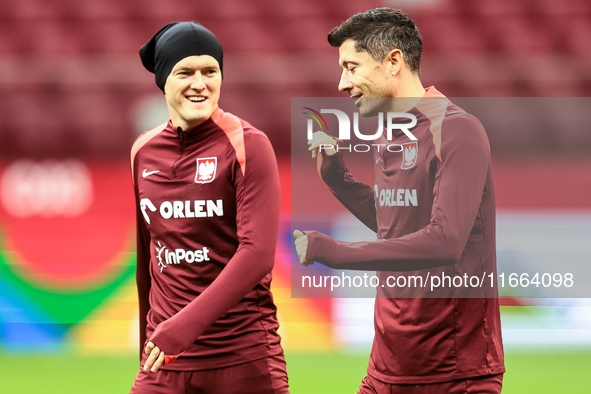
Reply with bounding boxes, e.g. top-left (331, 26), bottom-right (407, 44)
top-left (306, 231), bottom-right (337, 267)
